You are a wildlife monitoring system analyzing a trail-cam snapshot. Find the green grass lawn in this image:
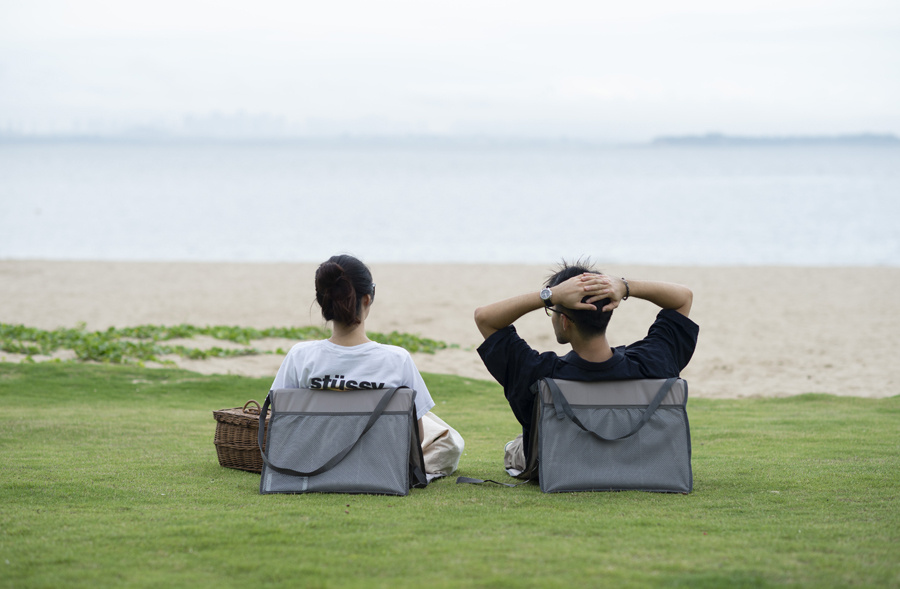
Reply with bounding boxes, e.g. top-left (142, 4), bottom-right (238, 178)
top-left (1, 362), bottom-right (897, 588)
